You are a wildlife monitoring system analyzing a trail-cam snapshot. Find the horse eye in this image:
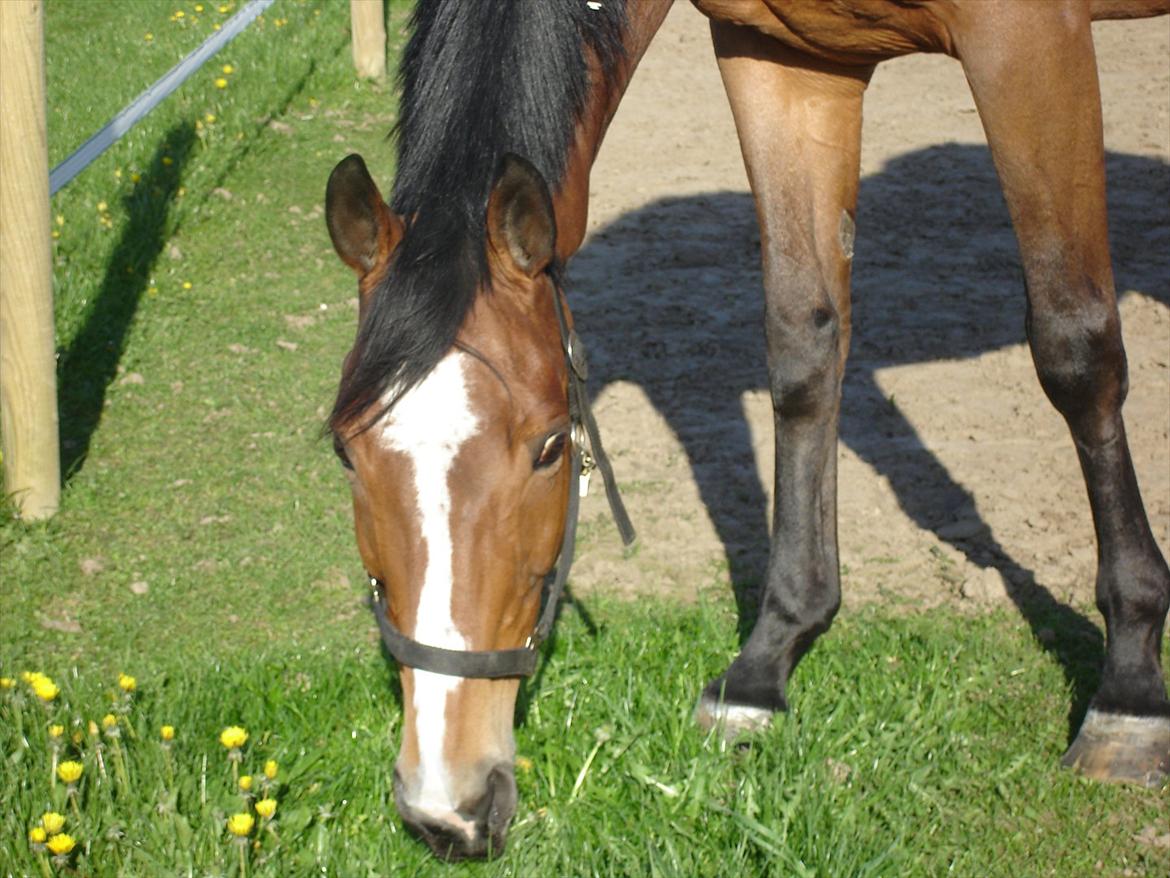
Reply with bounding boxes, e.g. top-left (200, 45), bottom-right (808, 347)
top-left (535, 432), bottom-right (568, 469)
